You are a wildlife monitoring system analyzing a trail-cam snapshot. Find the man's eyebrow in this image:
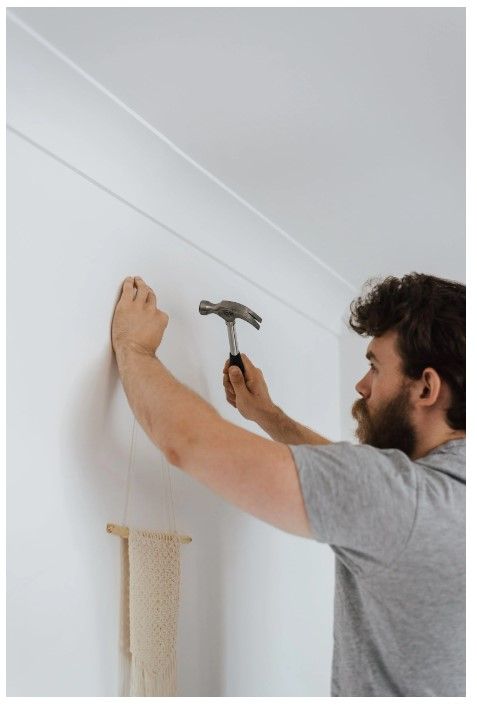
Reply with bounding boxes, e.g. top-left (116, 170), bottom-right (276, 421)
top-left (366, 350), bottom-right (380, 363)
